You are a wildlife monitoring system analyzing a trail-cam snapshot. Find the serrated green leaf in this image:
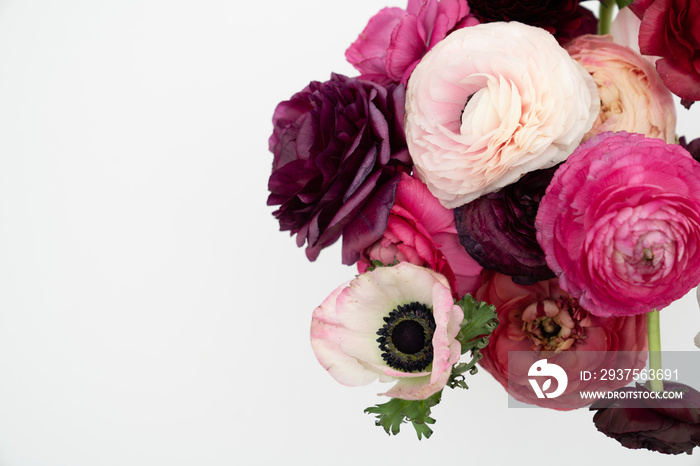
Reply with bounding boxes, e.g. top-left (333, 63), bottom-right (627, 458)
top-left (364, 391), bottom-right (442, 439)
top-left (444, 294), bottom-right (498, 390)
top-left (455, 294), bottom-right (498, 354)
